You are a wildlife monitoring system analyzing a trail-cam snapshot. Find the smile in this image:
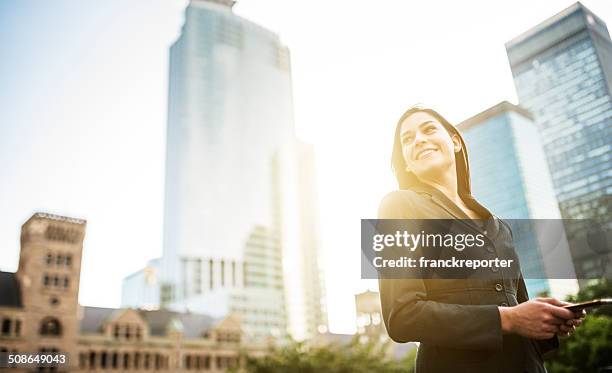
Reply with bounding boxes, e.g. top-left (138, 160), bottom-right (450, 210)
top-left (415, 148), bottom-right (438, 160)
